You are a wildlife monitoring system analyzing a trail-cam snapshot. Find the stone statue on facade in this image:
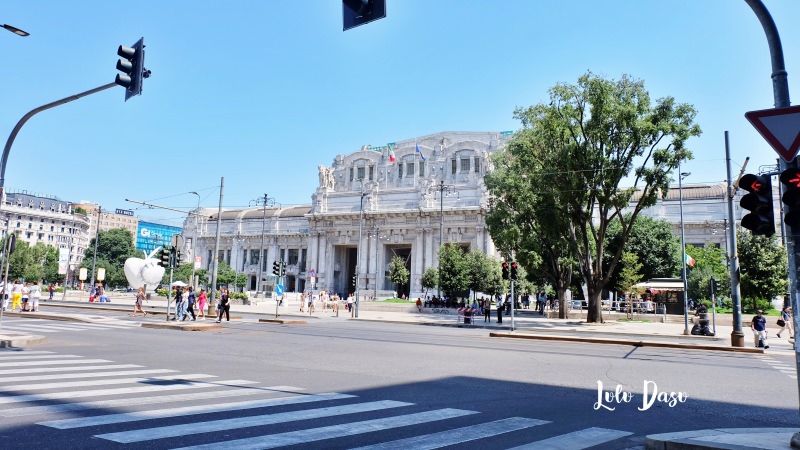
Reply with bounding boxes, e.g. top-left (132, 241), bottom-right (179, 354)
top-left (318, 165), bottom-right (336, 191)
